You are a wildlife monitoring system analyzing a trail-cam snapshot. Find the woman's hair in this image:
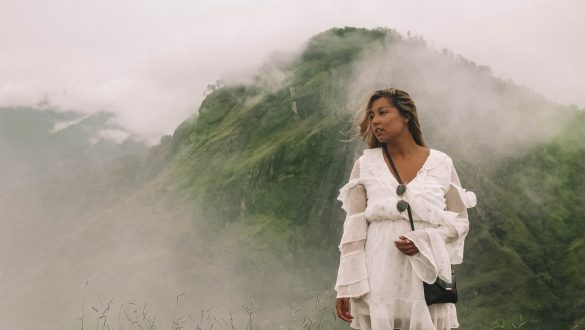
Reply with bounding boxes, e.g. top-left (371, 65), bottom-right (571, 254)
top-left (355, 87), bottom-right (427, 148)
